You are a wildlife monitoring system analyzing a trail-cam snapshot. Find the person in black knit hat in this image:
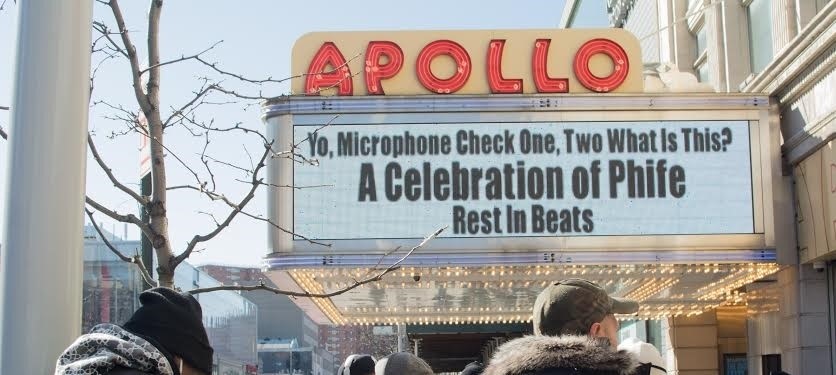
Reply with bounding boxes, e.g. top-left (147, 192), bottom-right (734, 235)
top-left (56, 287), bottom-right (214, 375)
top-left (337, 354), bottom-right (375, 375)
